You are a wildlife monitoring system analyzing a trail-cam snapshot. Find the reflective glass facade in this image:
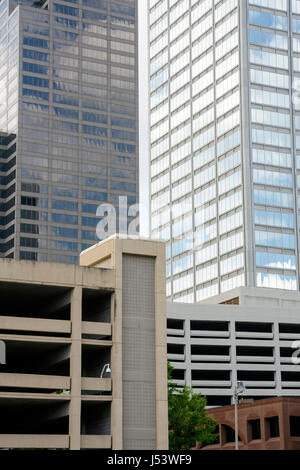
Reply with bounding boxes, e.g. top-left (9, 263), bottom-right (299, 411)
top-left (0, 0), bottom-right (138, 263)
top-left (149, 0), bottom-right (300, 301)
